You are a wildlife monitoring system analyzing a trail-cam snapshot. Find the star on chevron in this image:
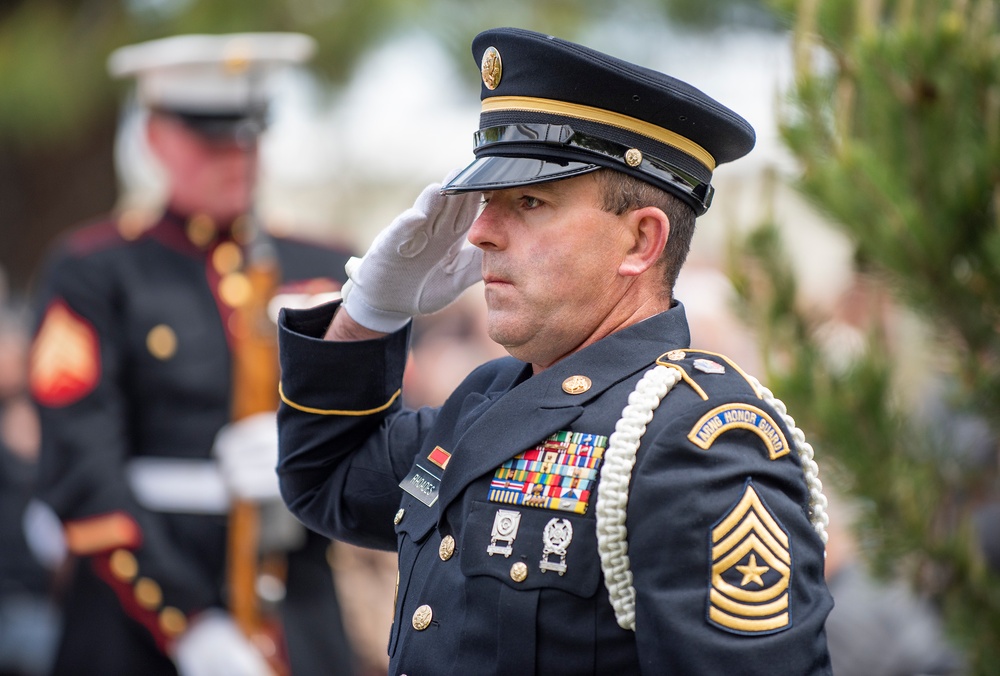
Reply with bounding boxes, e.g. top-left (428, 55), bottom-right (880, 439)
top-left (736, 554), bottom-right (770, 587)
